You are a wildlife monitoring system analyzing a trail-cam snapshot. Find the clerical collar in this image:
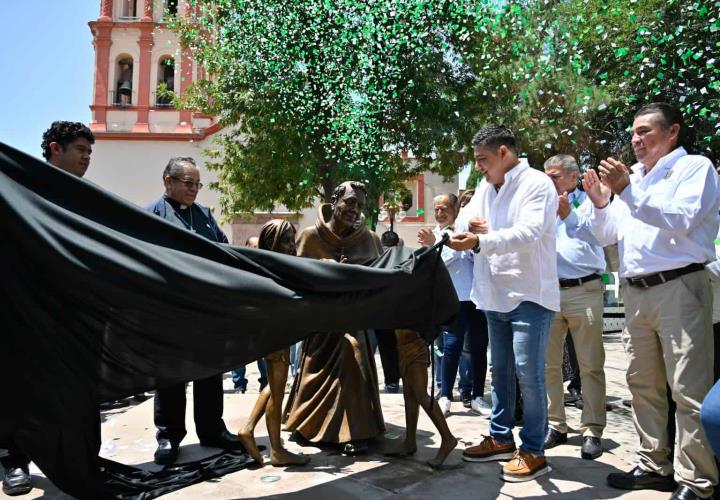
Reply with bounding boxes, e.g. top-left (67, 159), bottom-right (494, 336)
top-left (165, 196), bottom-right (192, 211)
